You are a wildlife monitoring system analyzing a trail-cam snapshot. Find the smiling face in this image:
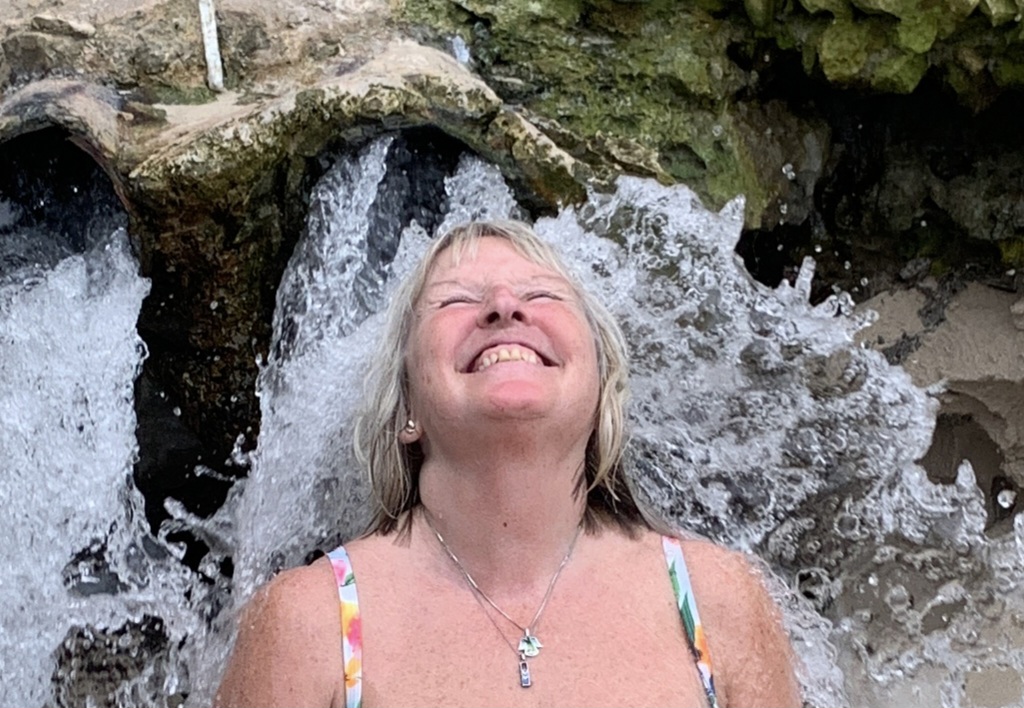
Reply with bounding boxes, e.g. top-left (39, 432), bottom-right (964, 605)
top-left (402, 237), bottom-right (601, 445)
